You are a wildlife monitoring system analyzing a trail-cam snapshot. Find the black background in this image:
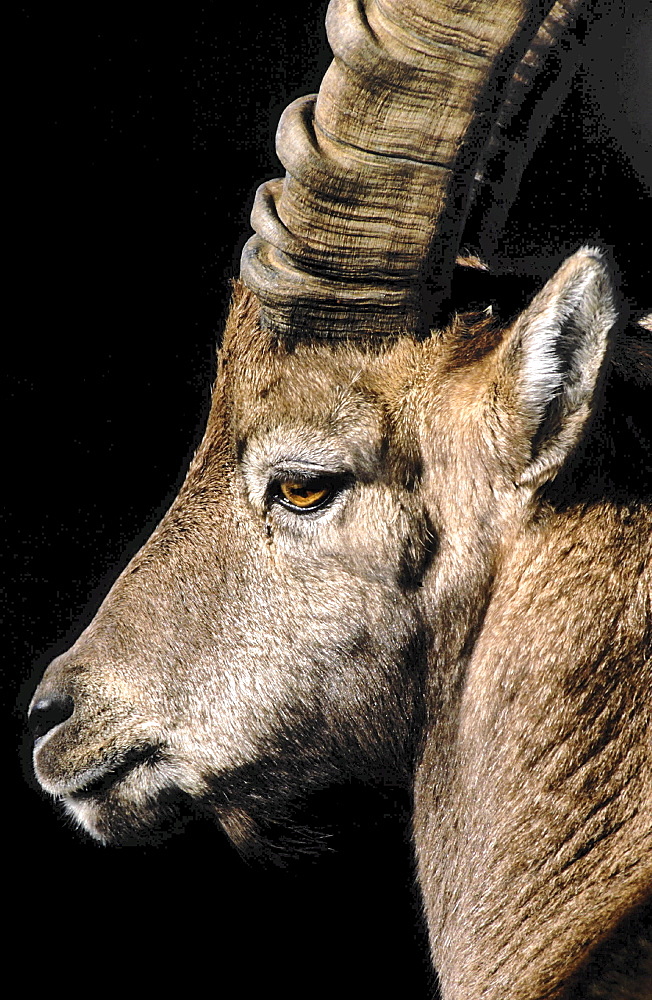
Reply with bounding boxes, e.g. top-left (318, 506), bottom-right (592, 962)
top-left (8, 2), bottom-right (650, 995)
